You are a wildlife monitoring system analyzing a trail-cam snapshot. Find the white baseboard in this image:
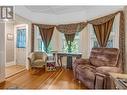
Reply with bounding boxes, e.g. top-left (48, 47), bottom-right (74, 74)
top-left (0, 73), bottom-right (5, 83)
top-left (6, 61), bottom-right (15, 67)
